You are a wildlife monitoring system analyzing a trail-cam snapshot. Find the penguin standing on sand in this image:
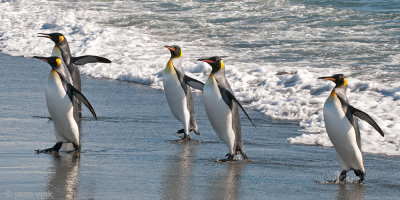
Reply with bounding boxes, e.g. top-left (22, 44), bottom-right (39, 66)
top-left (319, 74), bottom-right (384, 183)
top-left (33, 56), bottom-right (97, 153)
top-left (163, 45), bottom-right (204, 141)
top-left (198, 56), bottom-right (255, 161)
top-left (38, 33), bottom-right (111, 122)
